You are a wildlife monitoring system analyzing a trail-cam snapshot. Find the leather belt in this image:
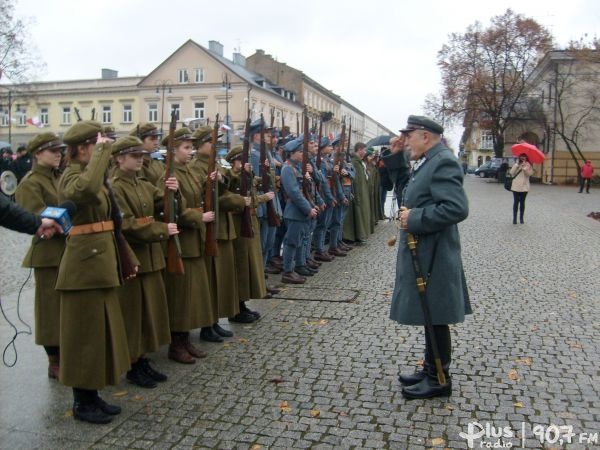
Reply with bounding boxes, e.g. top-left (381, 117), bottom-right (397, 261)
top-left (69, 220), bottom-right (114, 236)
top-left (136, 216), bottom-right (155, 225)
top-left (192, 207), bottom-right (204, 213)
